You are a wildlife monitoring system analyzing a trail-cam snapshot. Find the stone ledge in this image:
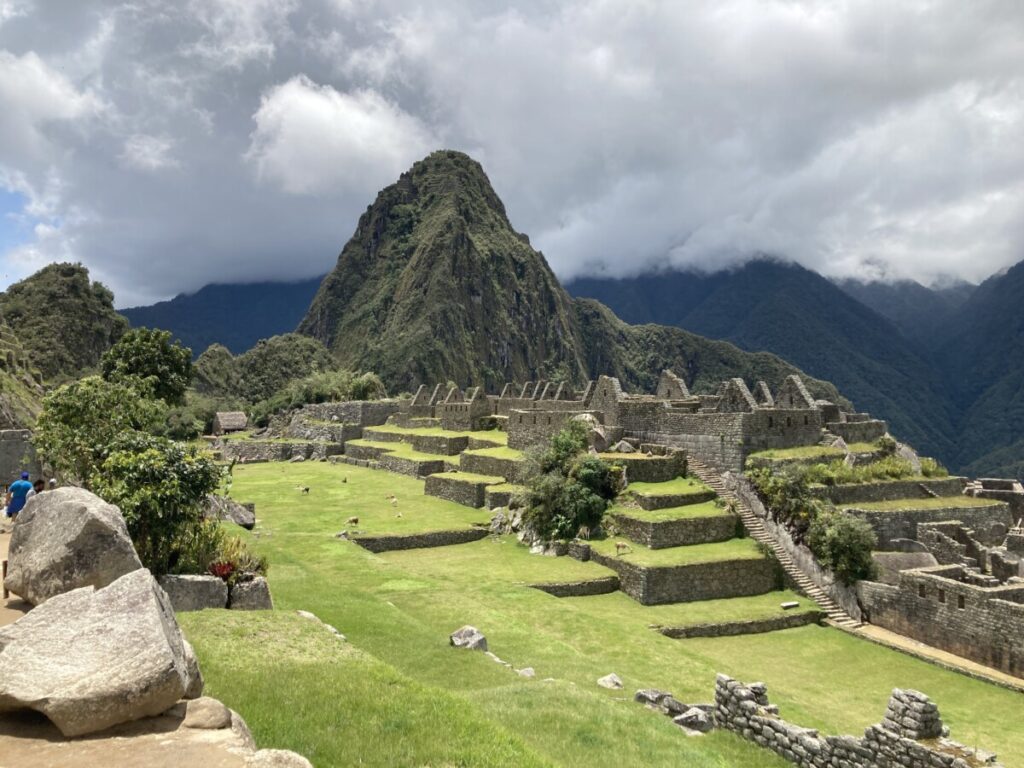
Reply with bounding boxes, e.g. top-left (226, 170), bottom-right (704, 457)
top-left (610, 511), bottom-right (737, 549)
top-left (353, 528), bottom-right (489, 553)
top-left (657, 610), bottom-right (823, 639)
top-left (529, 575), bottom-right (620, 597)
